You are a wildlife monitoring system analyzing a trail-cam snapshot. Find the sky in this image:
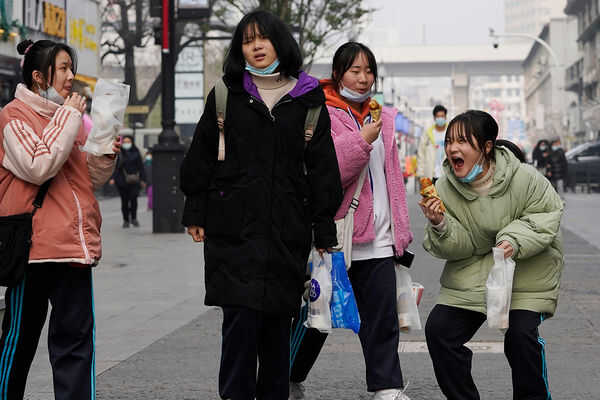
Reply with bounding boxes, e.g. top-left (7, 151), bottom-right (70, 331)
top-left (359, 0), bottom-right (505, 46)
